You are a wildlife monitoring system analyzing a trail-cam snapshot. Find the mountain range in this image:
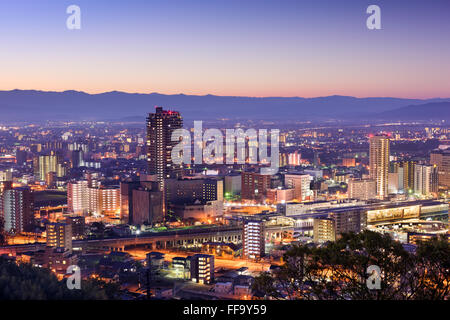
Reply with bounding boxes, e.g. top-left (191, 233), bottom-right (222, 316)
top-left (0, 89), bottom-right (449, 122)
